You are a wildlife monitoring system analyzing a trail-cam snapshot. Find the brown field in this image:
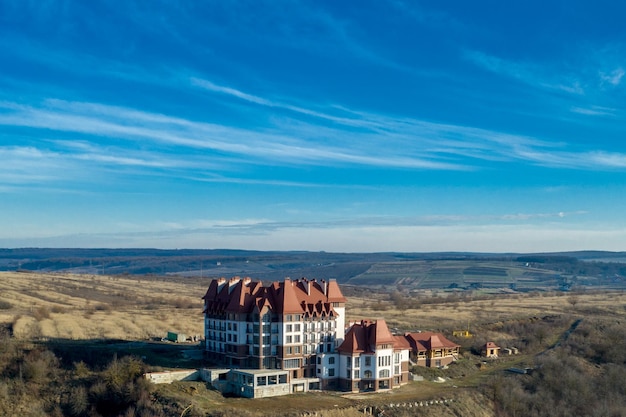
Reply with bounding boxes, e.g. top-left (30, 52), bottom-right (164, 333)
top-left (2, 271), bottom-right (626, 416)
top-left (0, 271), bottom-right (206, 340)
top-left (2, 270), bottom-right (625, 342)
top-left (345, 288), bottom-right (626, 332)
